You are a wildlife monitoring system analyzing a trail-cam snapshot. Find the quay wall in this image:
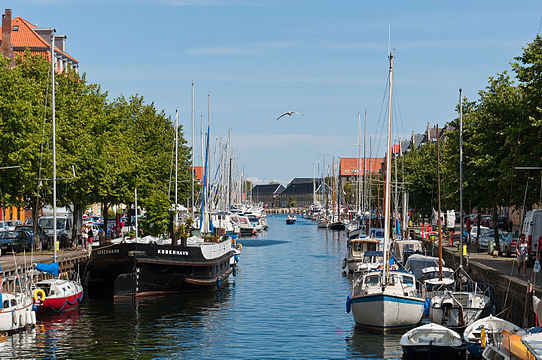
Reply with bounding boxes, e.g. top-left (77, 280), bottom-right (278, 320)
top-left (413, 231), bottom-right (537, 327)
